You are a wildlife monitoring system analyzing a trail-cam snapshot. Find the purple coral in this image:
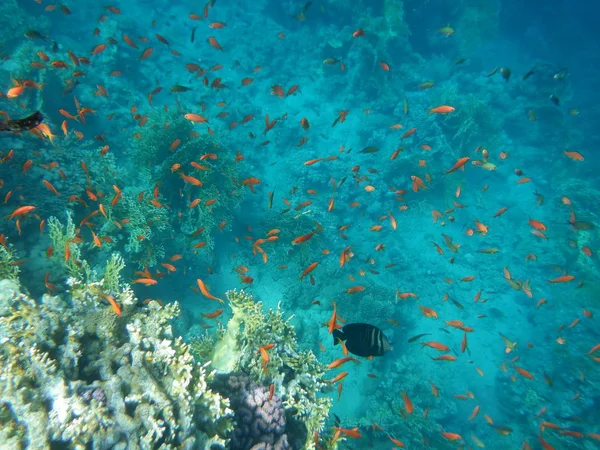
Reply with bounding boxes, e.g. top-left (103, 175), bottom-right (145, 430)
top-left (78, 385), bottom-right (107, 405)
top-left (212, 373), bottom-right (296, 450)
